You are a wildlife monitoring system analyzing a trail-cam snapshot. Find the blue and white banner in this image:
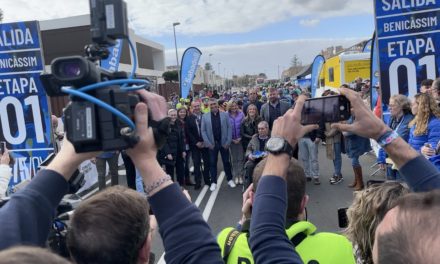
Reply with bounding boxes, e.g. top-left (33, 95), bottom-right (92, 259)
top-left (363, 38), bottom-right (373, 53)
top-left (310, 55), bottom-right (325, 98)
top-left (180, 47), bottom-right (202, 99)
top-left (375, 1), bottom-right (440, 105)
top-left (100, 39), bottom-right (123, 72)
top-left (0, 21), bottom-right (52, 187)
top-left (297, 78), bottom-right (312, 91)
